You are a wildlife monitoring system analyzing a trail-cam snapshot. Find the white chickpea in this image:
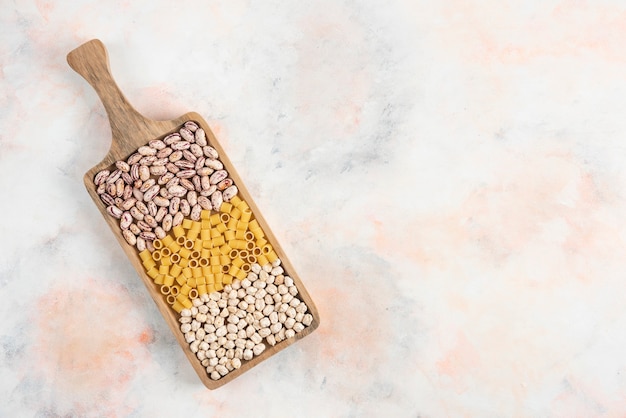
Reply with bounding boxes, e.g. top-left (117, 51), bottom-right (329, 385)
top-left (285, 317), bottom-right (296, 329)
top-left (252, 343), bottom-right (265, 356)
